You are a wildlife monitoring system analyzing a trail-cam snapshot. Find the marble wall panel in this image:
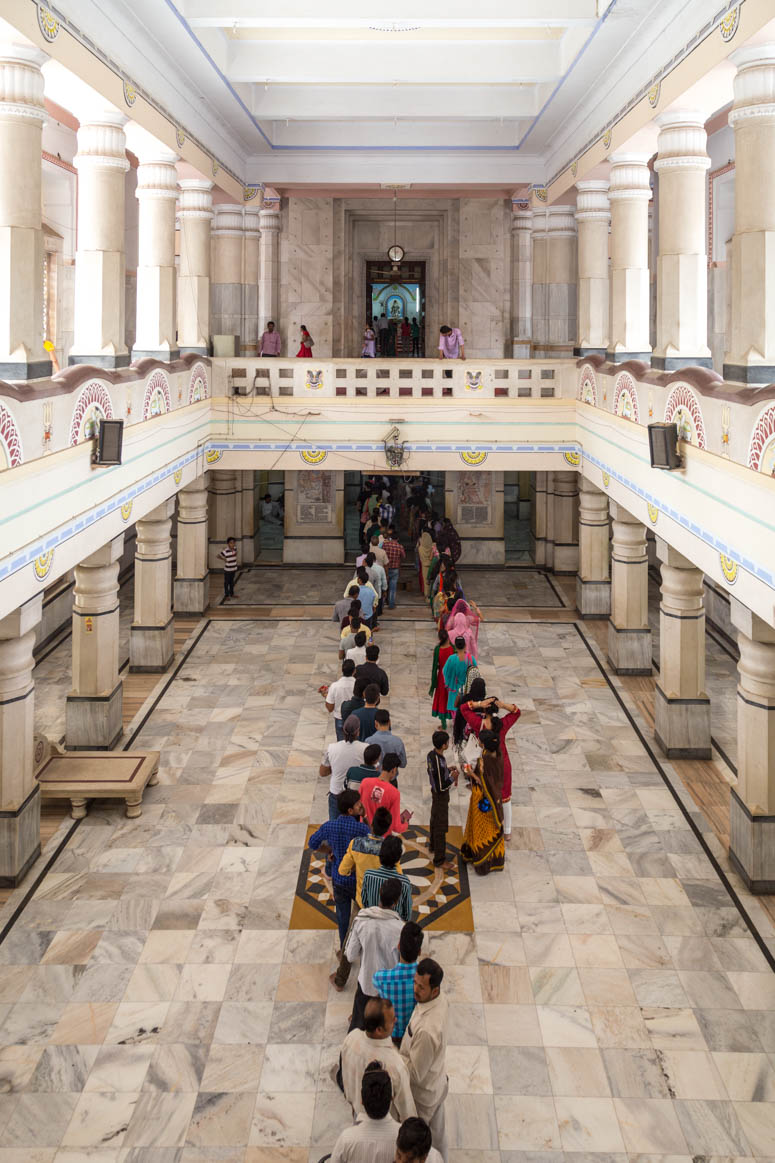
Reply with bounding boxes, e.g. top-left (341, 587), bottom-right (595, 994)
top-left (280, 198), bottom-right (335, 357)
